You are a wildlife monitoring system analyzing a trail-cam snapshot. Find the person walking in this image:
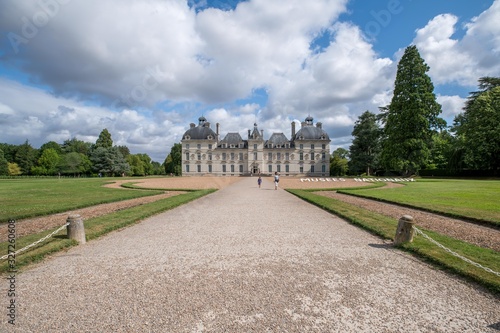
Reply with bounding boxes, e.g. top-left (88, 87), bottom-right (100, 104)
top-left (274, 172), bottom-right (280, 190)
top-left (257, 176), bottom-right (262, 188)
